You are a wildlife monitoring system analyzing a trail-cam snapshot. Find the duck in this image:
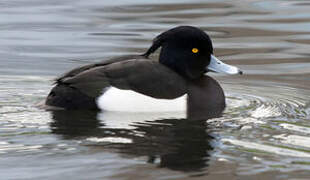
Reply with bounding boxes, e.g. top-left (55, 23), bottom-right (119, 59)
top-left (44, 26), bottom-right (242, 120)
